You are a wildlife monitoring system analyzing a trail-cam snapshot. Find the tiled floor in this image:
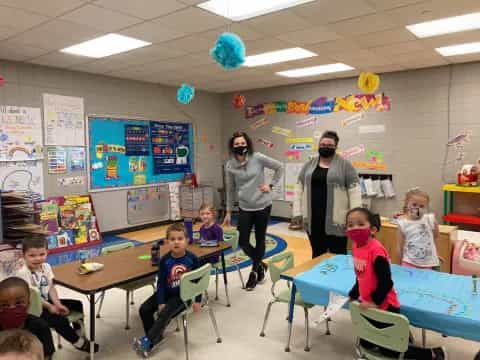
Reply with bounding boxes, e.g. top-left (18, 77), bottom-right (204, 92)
top-left (53, 222), bottom-right (480, 359)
